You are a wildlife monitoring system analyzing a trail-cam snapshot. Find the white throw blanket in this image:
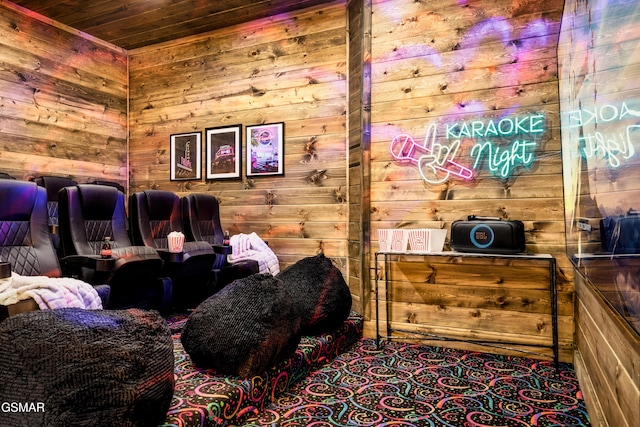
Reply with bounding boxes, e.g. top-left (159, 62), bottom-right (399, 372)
top-left (227, 232), bottom-right (280, 275)
top-left (0, 272), bottom-right (102, 310)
